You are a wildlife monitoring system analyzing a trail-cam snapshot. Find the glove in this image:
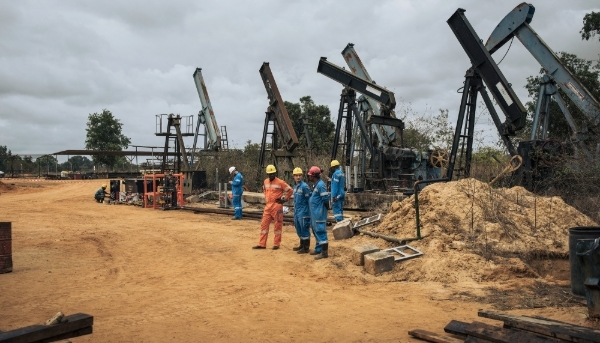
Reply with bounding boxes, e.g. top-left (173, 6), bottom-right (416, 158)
top-left (332, 196), bottom-right (338, 203)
